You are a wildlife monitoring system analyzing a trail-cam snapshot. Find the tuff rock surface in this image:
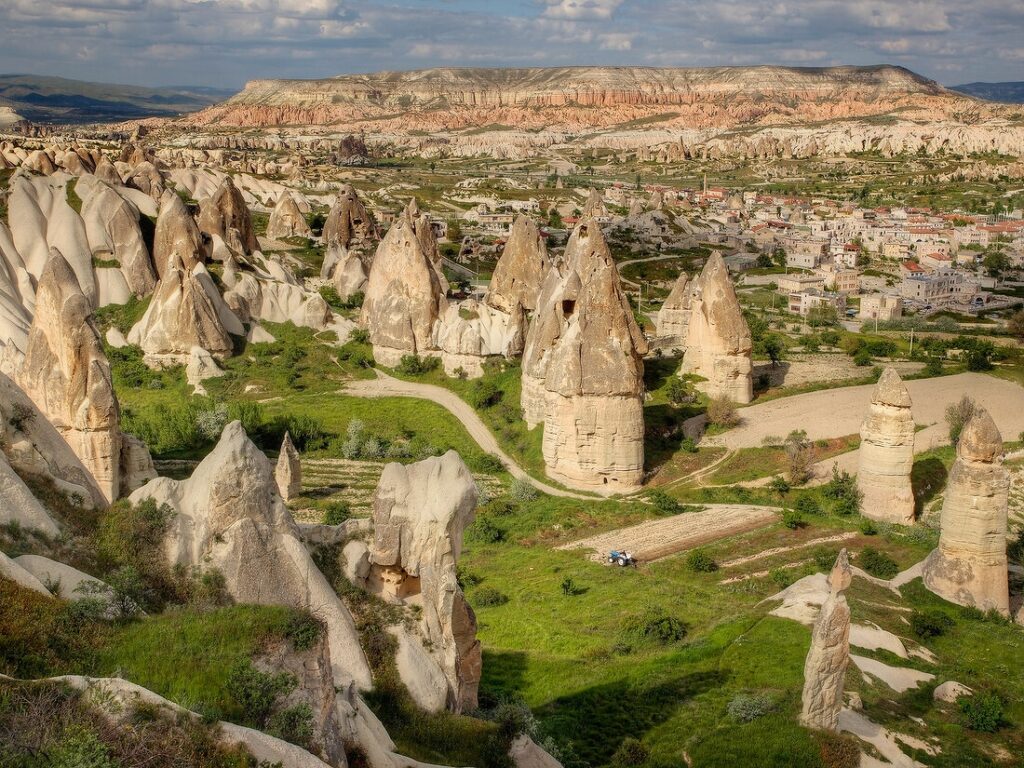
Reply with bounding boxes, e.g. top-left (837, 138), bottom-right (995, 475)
top-left (679, 252), bottom-right (752, 404)
top-left (857, 368), bottom-right (916, 524)
top-left (266, 192), bottom-right (311, 240)
top-left (367, 451), bottom-right (482, 713)
top-left (922, 408), bottom-right (1010, 615)
top-left (800, 549), bottom-right (852, 732)
top-left (656, 271), bottom-right (690, 346)
top-left (198, 175), bottom-right (258, 255)
top-left (487, 214), bottom-right (550, 314)
top-left (275, 432), bottom-right (302, 501)
top-left (152, 189), bottom-right (205, 278)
